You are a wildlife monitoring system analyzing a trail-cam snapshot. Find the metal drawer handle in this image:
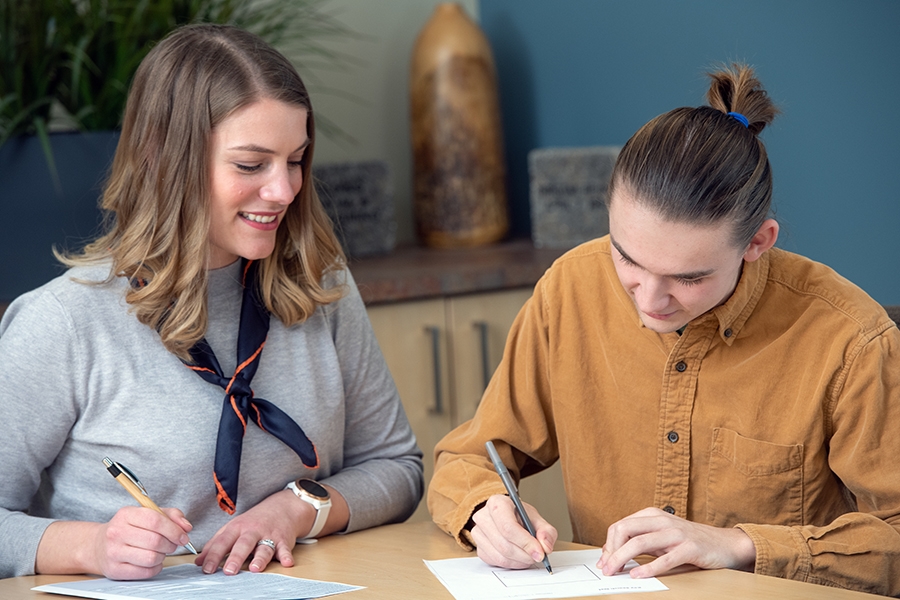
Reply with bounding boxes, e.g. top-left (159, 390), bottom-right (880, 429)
top-left (474, 321), bottom-right (491, 392)
top-left (425, 325), bottom-right (443, 414)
